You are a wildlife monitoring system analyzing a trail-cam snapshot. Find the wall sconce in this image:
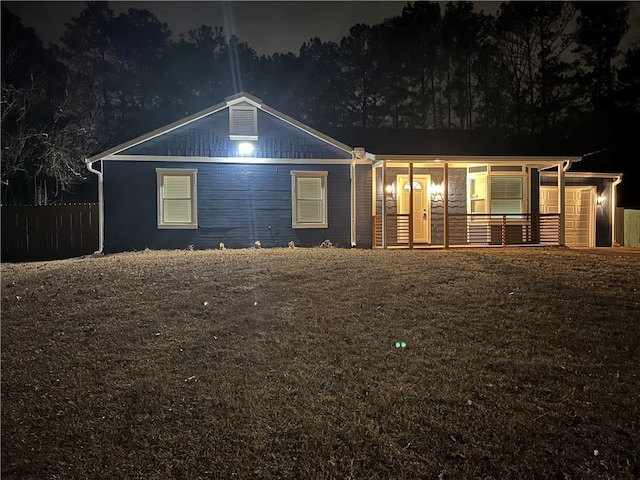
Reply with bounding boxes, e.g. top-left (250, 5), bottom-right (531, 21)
top-left (385, 183), bottom-right (395, 195)
top-left (431, 182), bottom-right (444, 198)
top-left (597, 195), bottom-right (605, 205)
